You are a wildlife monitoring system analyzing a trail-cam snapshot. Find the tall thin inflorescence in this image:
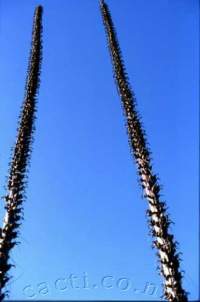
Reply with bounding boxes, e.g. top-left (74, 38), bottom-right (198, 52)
top-left (99, 1), bottom-right (188, 301)
top-left (0, 6), bottom-right (43, 300)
